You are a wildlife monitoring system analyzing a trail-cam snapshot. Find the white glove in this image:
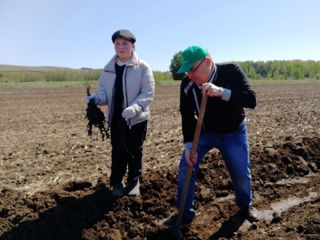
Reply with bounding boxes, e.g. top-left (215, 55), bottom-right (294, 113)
top-left (122, 104), bottom-right (141, 121)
